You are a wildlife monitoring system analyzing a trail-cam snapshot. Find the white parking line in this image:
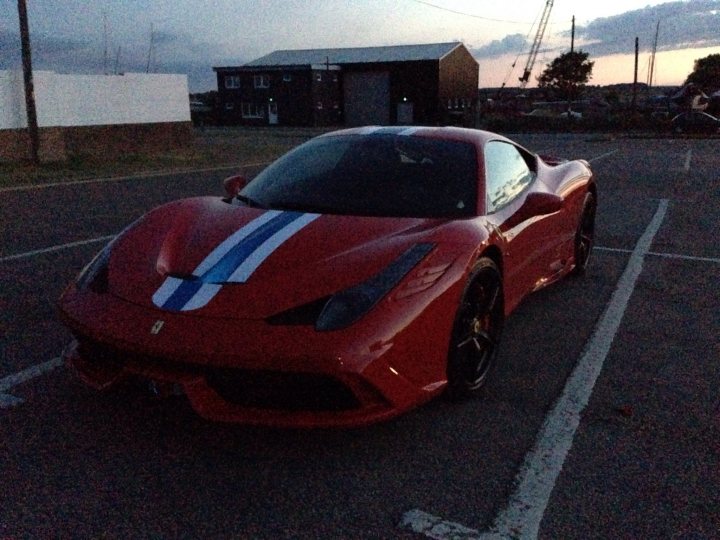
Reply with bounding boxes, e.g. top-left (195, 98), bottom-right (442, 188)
top-left (595, 246), bottom-right (720, 264)
top-left (683, 149), bottom-right (693, 172)
top-left (400, 509), bottom-right (480, 539)
top-left (0, 161), bottom-right (270, 193)
top-left (588, 149), bottom-right (619, 163)
top-left (401, 199), bottom-right (669, 540)
top-left (0, 235), bottom-right (115, 263)
top-left (0, 358), bottom-right (63, 408)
